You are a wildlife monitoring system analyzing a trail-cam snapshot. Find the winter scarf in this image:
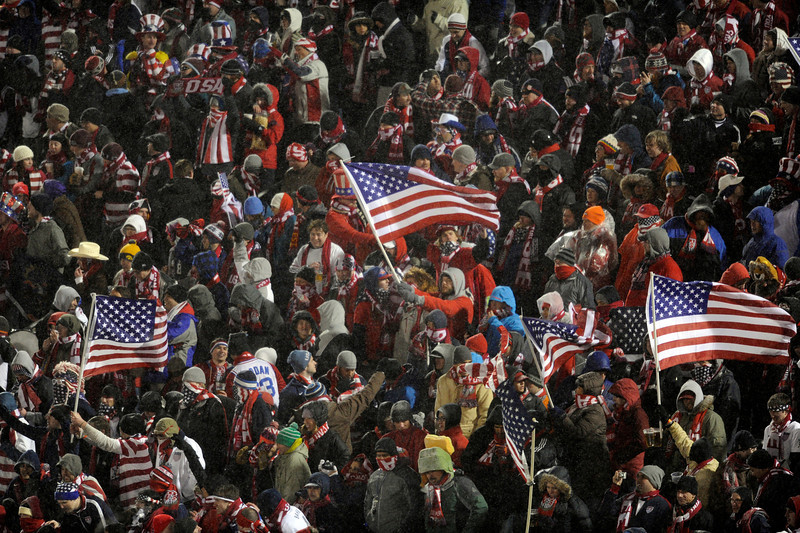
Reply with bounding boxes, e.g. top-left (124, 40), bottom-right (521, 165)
top-left (305, 422), bottom-right (329, 449)
top-left (506, 29), bottom-right (530, 57)
top-left (751, 2), bottom-right (777, 50)
top-left (425, 476), bottom-right (449, 526)
top-left (497, 224), bottom-right (537, 290)
top-left (230, 389), bottom-right (258, 457)
top-left (556, 104), bottom-right (590, 157)
top-left (495, 168), bottom-right (530, 199)
top-left (478, 434), bottom-right (508, 466)
top-left (678, 220), bottom-right (717, 259)
top-left (366, 124), bottom-right (405, 163)
top-left (661, 189), bottom-right (686, 219)
top-left (617, 490), bottom-right (661, 531)
top-left (384, 99), bottom-right (414, 137)
top-left (320, 117), bottom-right (346, 146)
top-left (670, 499), bottom-right (703, 533)
top-left (534, 173), bottom-right (564, 208)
